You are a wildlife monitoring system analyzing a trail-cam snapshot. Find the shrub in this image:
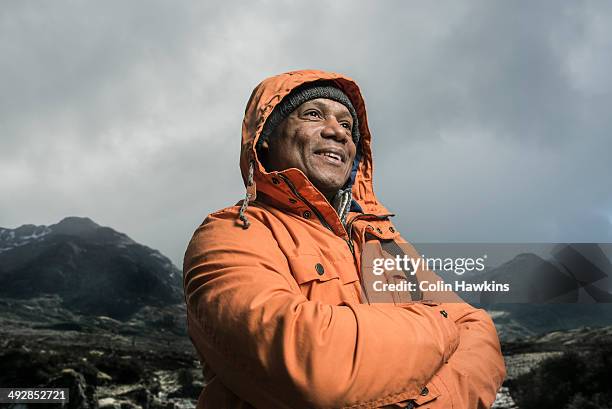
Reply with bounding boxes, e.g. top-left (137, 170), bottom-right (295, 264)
top-left (511, 346), bottom-right (612, 409)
